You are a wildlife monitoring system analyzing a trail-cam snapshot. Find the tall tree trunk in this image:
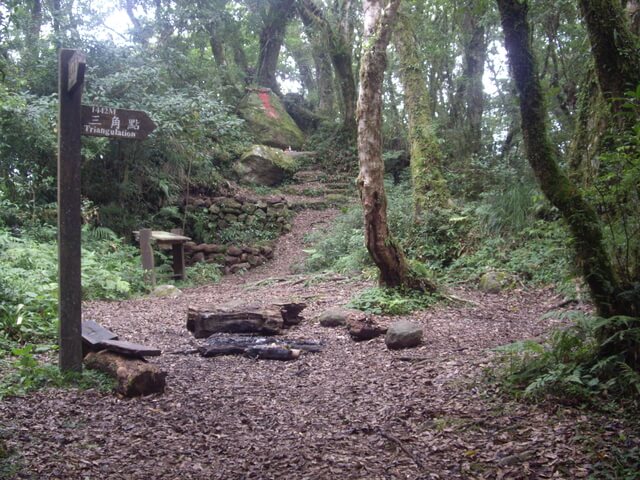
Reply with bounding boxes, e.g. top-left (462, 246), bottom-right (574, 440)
top-left (314, 49), bottom-right (335, 114)
top-left (49, 0), bottom-right (62, 49)
top-left (301, 0), bottom-right (357, 133)
top-left (462, 4), bottom-right (487, 157)
top-left (578, 0), bottom-right (640, 113)
top-left (497, 0), bottom-right (627, 318)
top-left (299, 5), bottom-right (335, 113)
top-left (289, 39), bottom-right (317, 98)
top-left (256, 0), bottom-right (296, 95)
top-left (357, 0), bottom-right (436, 291)
top-left (334, 50), bottom-right (357, 134)
top-left (207, 25), bottom-right (226, 67)
top-left (628, 0), bottom-right (640, 34)
top-left (568, 65), bottom-right (608, 185)
top-left (394, 9), bottom-right (449, 217)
